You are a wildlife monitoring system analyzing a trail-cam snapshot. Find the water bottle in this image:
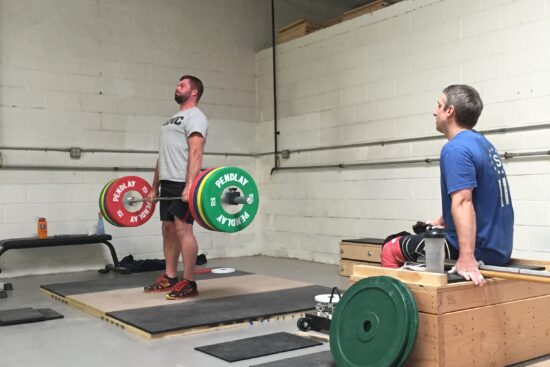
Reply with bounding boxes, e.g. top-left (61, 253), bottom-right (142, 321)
top-left (37, 217), bottom-right (48, 239)
top-left (97, 212), bottom-right (105, 235)
top-left (424, 228), bottom-right (445, 273)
